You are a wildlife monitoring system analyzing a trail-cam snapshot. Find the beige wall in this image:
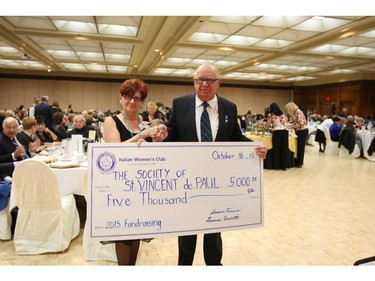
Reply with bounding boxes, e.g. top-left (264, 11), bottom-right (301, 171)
top-left (0, 78), bottom-right (292, 116)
